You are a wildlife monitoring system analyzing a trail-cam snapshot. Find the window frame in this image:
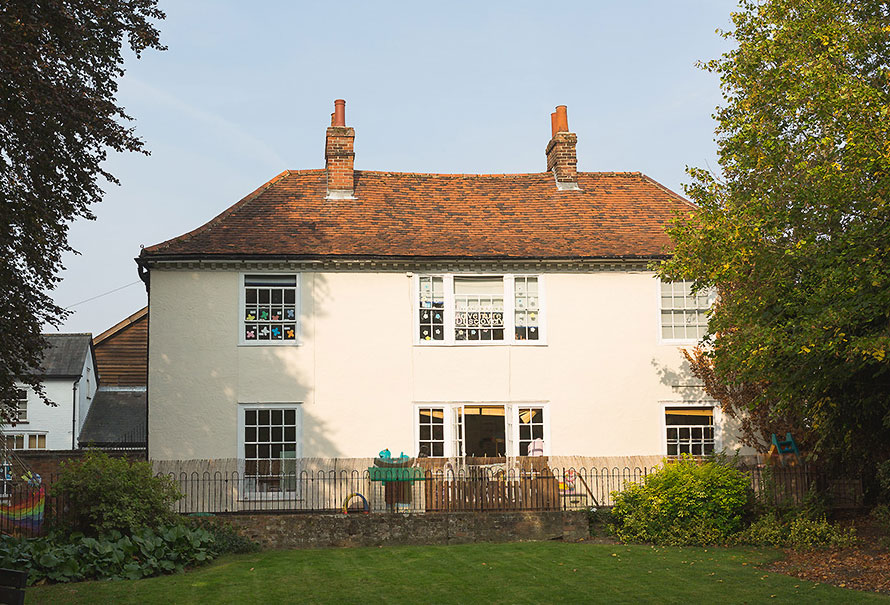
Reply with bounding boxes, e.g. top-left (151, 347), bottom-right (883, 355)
top-left (236, 402), bottom-right (303, 498)
top-left (414, 274), bottom-right (547, 346)
top-left (12, 388), bottom-right (27, 424)
top-left (413, 402), bottom-right (550, 457)
top-left (238, 273), bottom-right (302, 346)
top-left (661, 403), bottom-right (718, 457)
top-left (2, 432), bottom-right (46, 450)
top-left (657, 278), bottom-right (714, 344)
